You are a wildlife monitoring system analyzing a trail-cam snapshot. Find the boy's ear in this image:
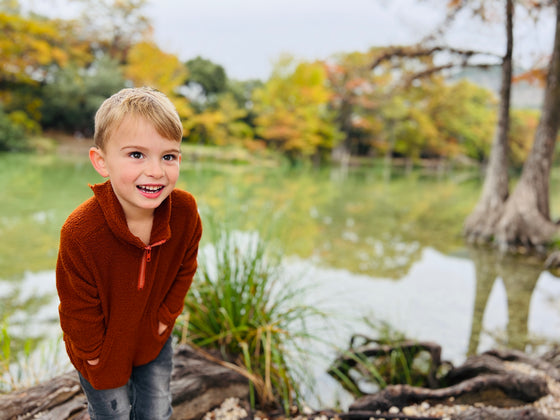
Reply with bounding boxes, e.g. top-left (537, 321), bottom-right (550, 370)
top-left (89, 147), bottom-right (109, 178)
